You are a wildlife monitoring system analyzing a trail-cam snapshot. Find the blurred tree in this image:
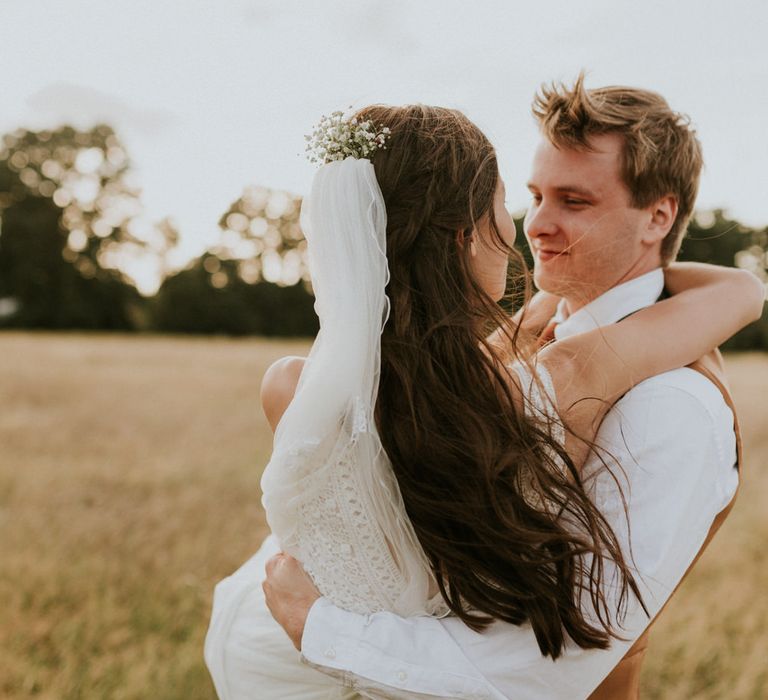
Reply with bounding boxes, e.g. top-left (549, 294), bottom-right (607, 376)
top-left (152, 257), bottom-right (318, 336)
top-left (0, 125), bottom-right (175, 329)
top-left (153, 187), bottom-right (317, 336)
top-left (215, 186), bottom-right (308, 287)
top-left (0, 195), bottom-right (136, 329)
top-left (680, 210), bottom-right (767, 276)
top-left (680, 210), bottom-right (768, 350)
